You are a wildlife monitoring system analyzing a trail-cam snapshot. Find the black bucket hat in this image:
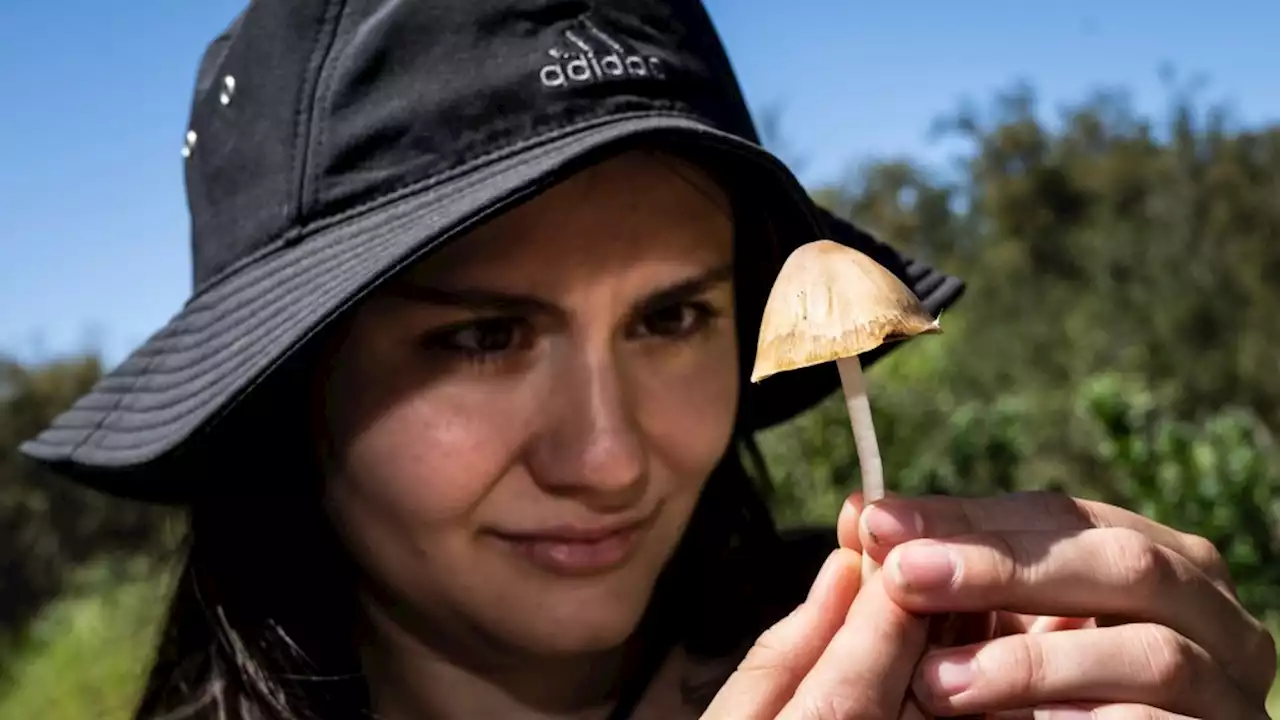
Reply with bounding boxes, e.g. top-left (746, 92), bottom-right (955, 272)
top-left (20, 0), bottom-right (964, 503)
